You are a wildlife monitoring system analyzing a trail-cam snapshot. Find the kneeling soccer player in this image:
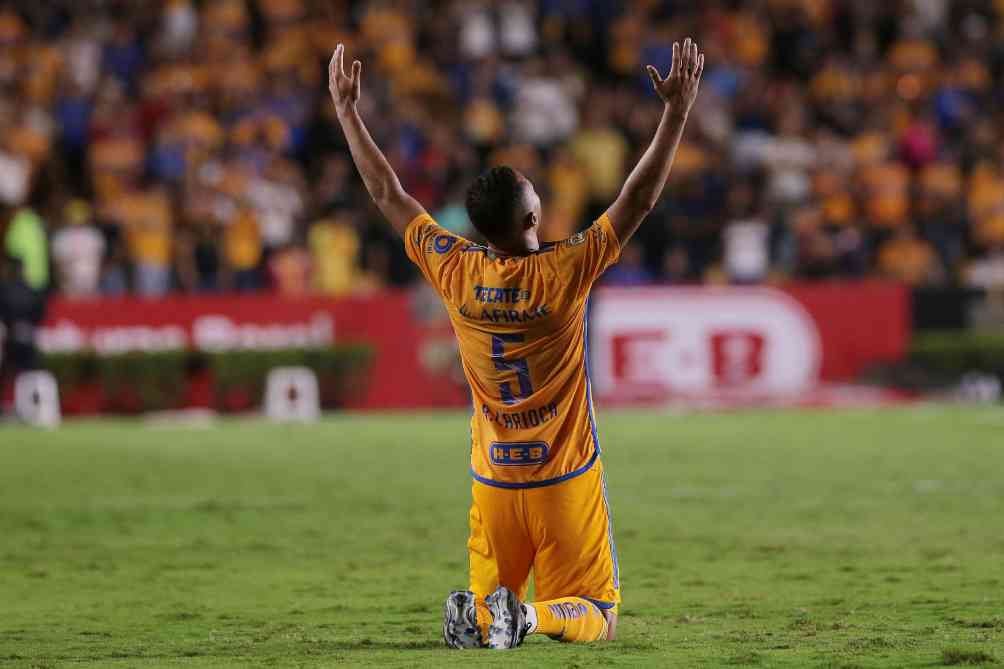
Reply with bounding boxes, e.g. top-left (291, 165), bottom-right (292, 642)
top-left (327, 37), bottom-right (704, 648)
